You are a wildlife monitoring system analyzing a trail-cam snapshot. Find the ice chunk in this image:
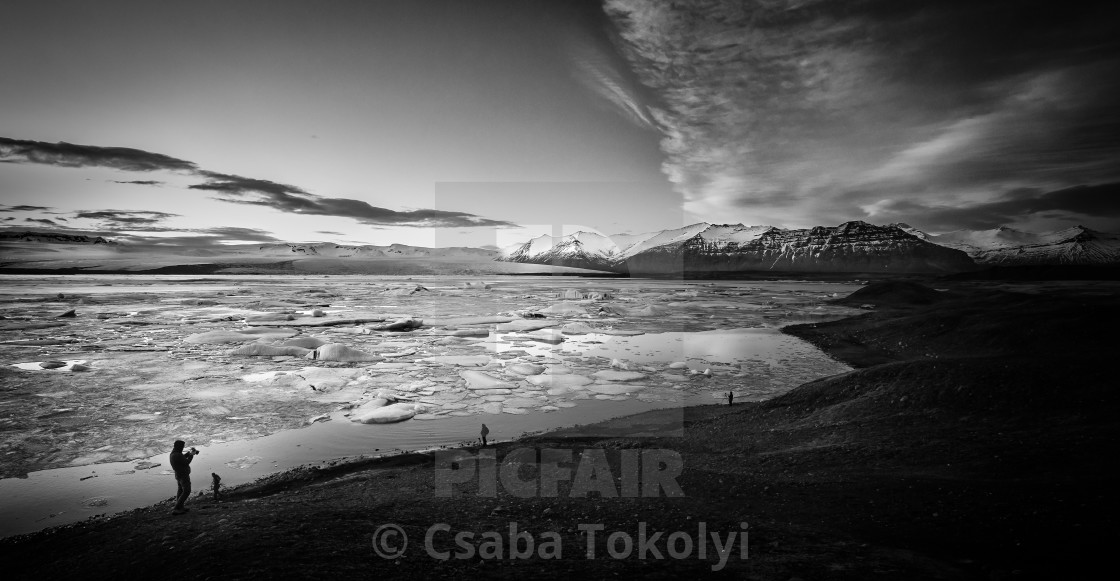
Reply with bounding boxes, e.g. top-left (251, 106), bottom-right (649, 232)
top-left (460, 370), bottom-right (511, 390)
top-left (524, 329), bottom-right (565, 344)
top-left (422, 355), bottom-right (492, 367)
top-left (526, 374), bottom-right (592, 388)
top-left (592, 370), bottom-right (646, 382)
top-left (495, 320), bottom-right (558, 332)
top-left (539, 302), bottom-right (586, 315)
top-left (506, 363), bottom-right (545, 375)
top-left (185, 328), bottom-right (298, 344)
top-left (306, 343), bottom-right (382, 362)
top-left (354, 402), bottom-right (419, 424)
top-left (587, 383), bottom-right (645, 395)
